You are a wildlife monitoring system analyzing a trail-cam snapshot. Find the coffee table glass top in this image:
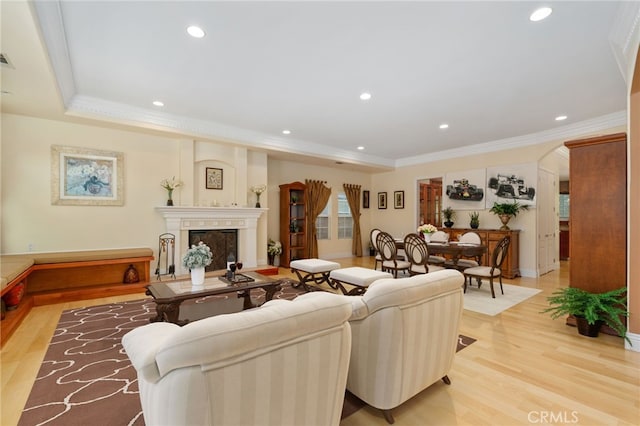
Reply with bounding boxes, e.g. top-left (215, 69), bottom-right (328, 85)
top-left (150, 271), bottom-right (277, 299)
